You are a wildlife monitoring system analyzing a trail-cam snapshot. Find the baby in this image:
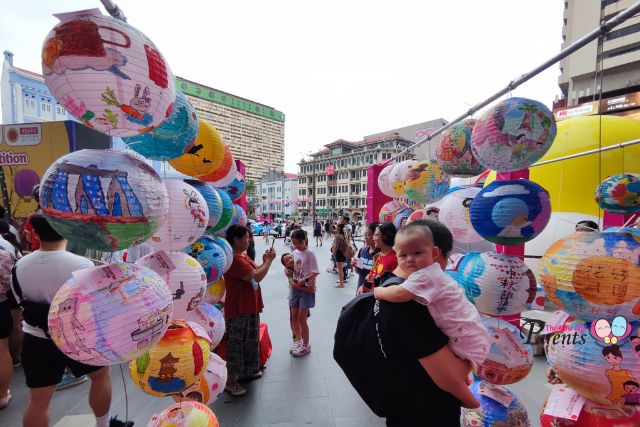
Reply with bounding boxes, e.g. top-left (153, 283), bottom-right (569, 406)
top-left (374, 223), bottom-right (491, 367)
